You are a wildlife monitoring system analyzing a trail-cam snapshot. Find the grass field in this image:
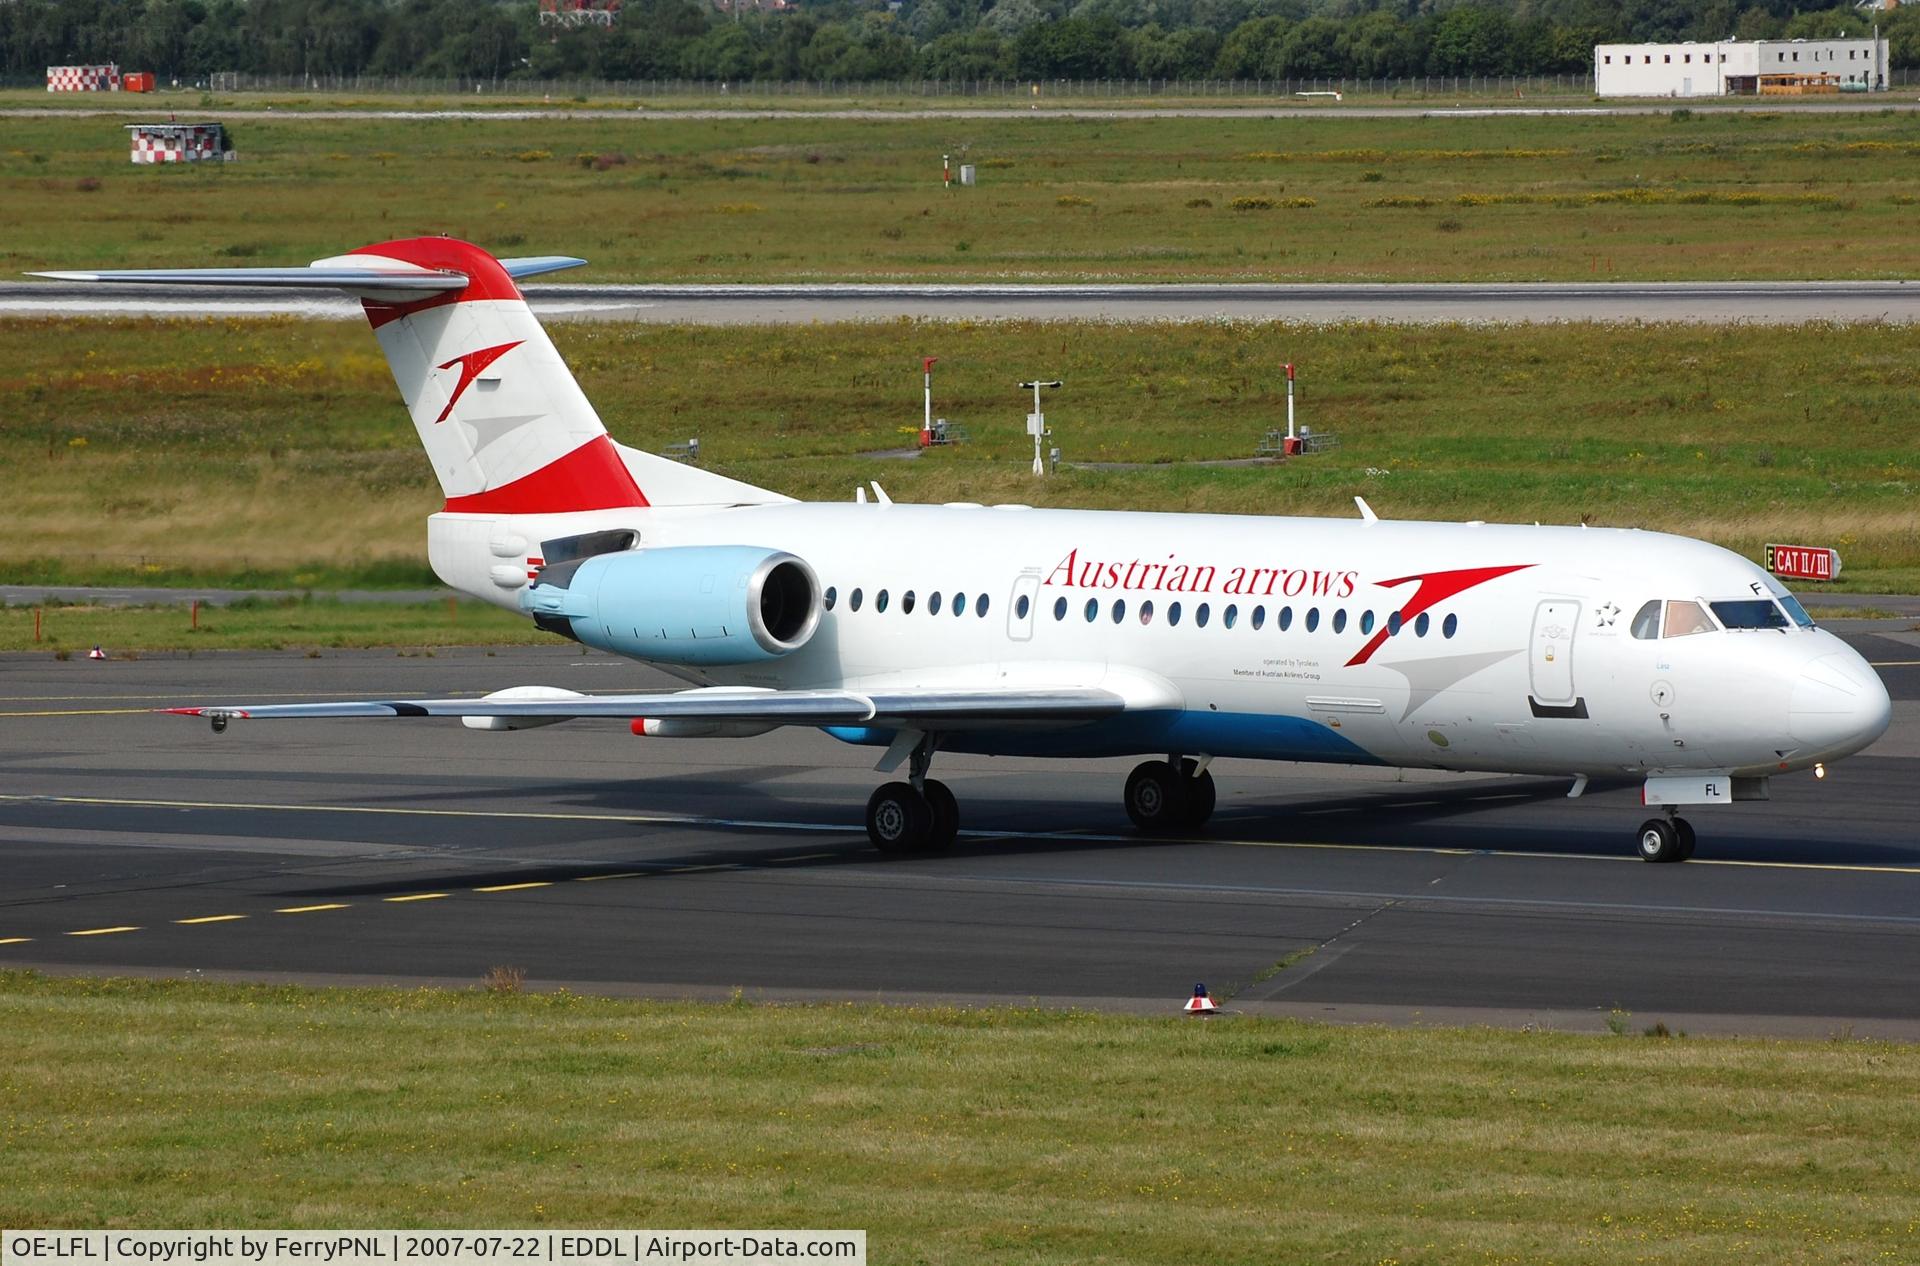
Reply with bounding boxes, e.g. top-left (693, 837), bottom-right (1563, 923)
top-left (7, 316), bottom-right (1917, 592)
top-left (0, 597), bottom-right (544, 653)
top-left (6, 108), bottom-right (1920, 282)
top-left (1, 971), bottom-right (1916, 1261)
